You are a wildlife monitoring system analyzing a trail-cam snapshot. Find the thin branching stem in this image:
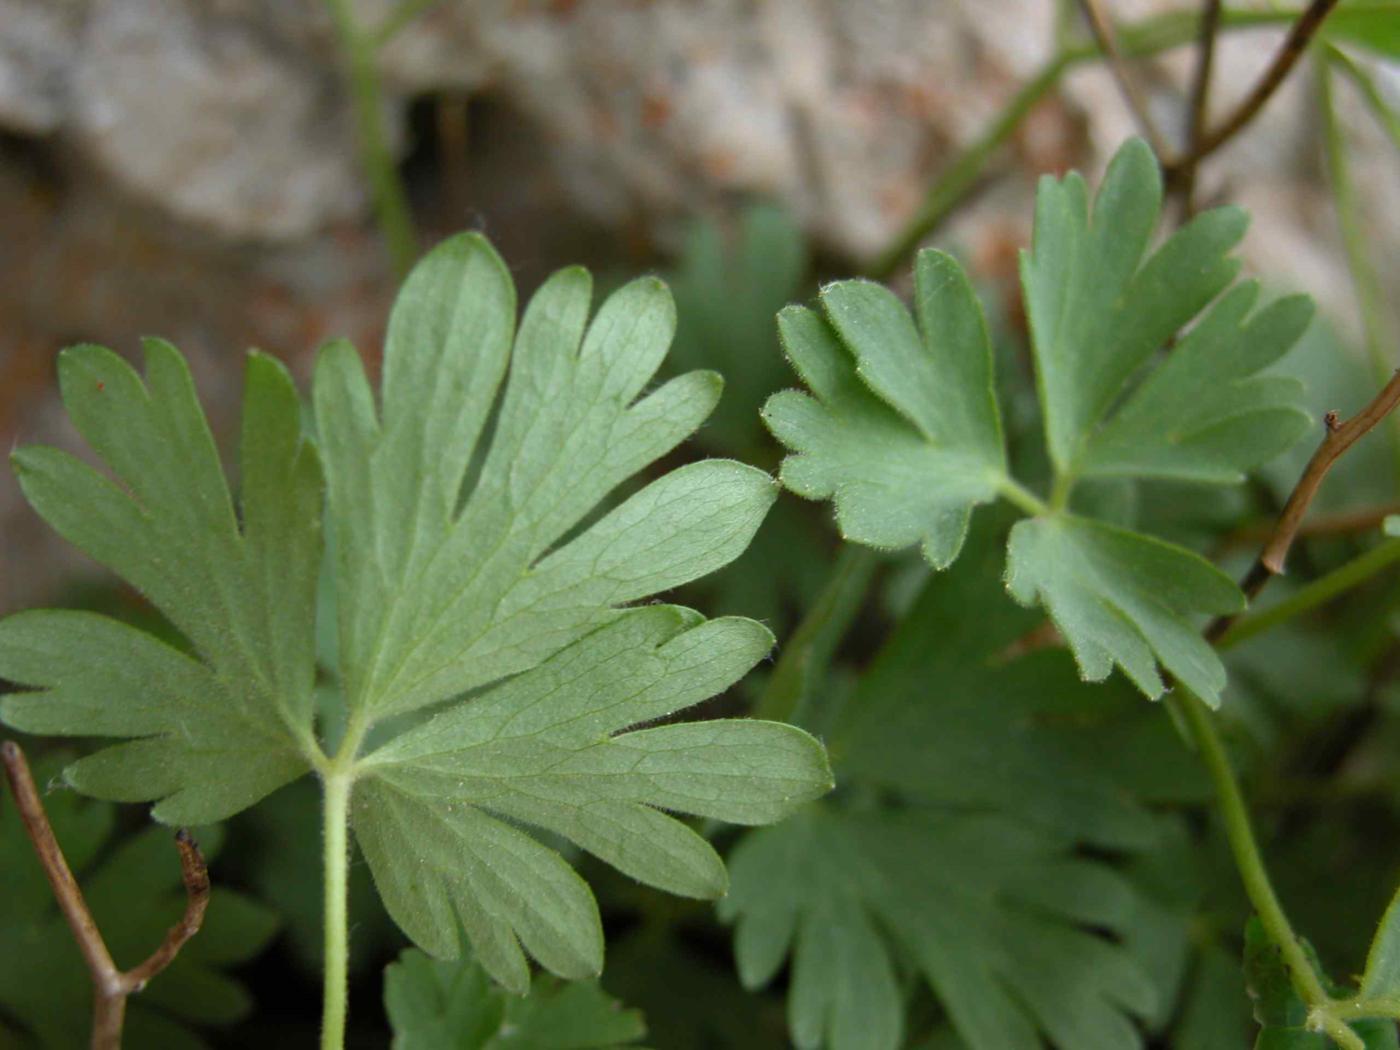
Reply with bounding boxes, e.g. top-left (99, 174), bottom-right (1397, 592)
top-left (1168, 691), bottom-right (1334, 1008)
top-left (324, 0), bottom-right (418, 278)
top-left (1174, 0), bottom-right (1223, 215)
top-left (1076, 0), bottom-right (1174, 158)
top-left (1165, 0), bottom-right (1341, 176)
top-left (866, 6), bottom-right (1309, 279)
top-left (1, 740), bottom-right (209, 1050)
top-left (1218, 538), bottom-right (1400, 650)
top-left (1207, 370), bottom-right (1400, 642)
top-left (1317, 53), bottom-right (1400, 485)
